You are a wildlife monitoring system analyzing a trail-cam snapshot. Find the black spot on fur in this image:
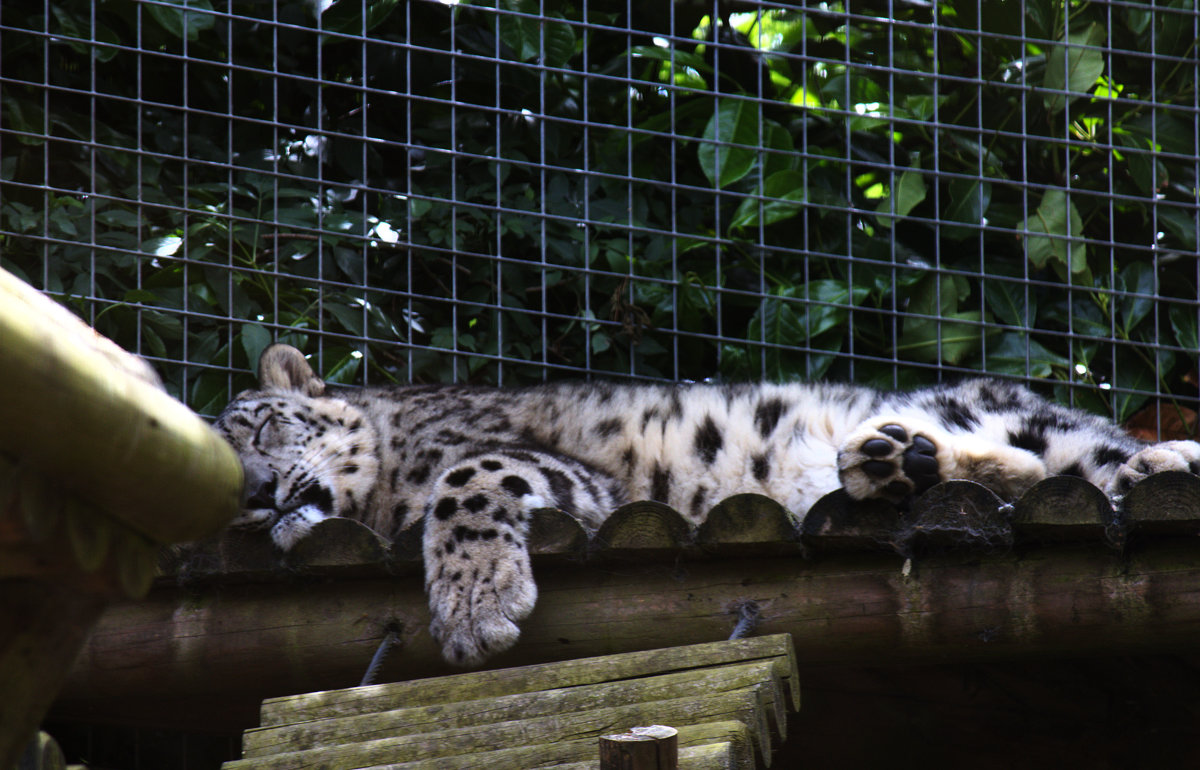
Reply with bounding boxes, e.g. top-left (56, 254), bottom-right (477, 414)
top-left (407, 464), bottom-right (432, 484)
top-left (1008, 427), bottom-right (1047, 456)
top-left (690, 486), bottom-right (708, 517)
top-left (492, 506), bottom-right (512, 525)
top-left (651, 463), bottom-right (671, 503)
top-left (754, 398), bottom-right (786, 438)
top-left (463, 494), bottom-right (489, 513)
top-left (446, 467), bottom-right (476, 487)
top-left (433, 497), bottom-right (458, 520)
top-left (340, 464), bottom-right (359, 475)
top-left (694, 415), bottom-right (724, 464)
top-left (1060, 463), bottom-right (1084, 478)
top-left (934, 395), bottom-right (980, 431)
top-left (389, 467), bottom-right (401, 492)
top-left (539, 466), bottom-right (575, 512)
top-left (751, 453), bottom-right (770, 482)
top-left (594, 418), bottom-right (623, 438)
top-left (437, 430), bottom-right (470, 445)
top-left (482, 459), bottom-right (503, 471)
top-left (622, 446), bottom-right (637, 469)
top-left (640, 407), bottom-right (660, 431)
top-left (1093, 444), bottom-right (1132, 467)
top-left (393, 501), bottom-right (410, 526)
top-left (454, 525), bottom-right (478, 541)
top-left (502, 475), bottom-right (533, 497)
